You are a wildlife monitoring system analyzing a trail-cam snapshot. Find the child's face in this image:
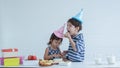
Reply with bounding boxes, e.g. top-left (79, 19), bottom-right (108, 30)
top-left (67, 22), bottom-right (79, 35)
top-left (51, 39), bottom-right (61, 48)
